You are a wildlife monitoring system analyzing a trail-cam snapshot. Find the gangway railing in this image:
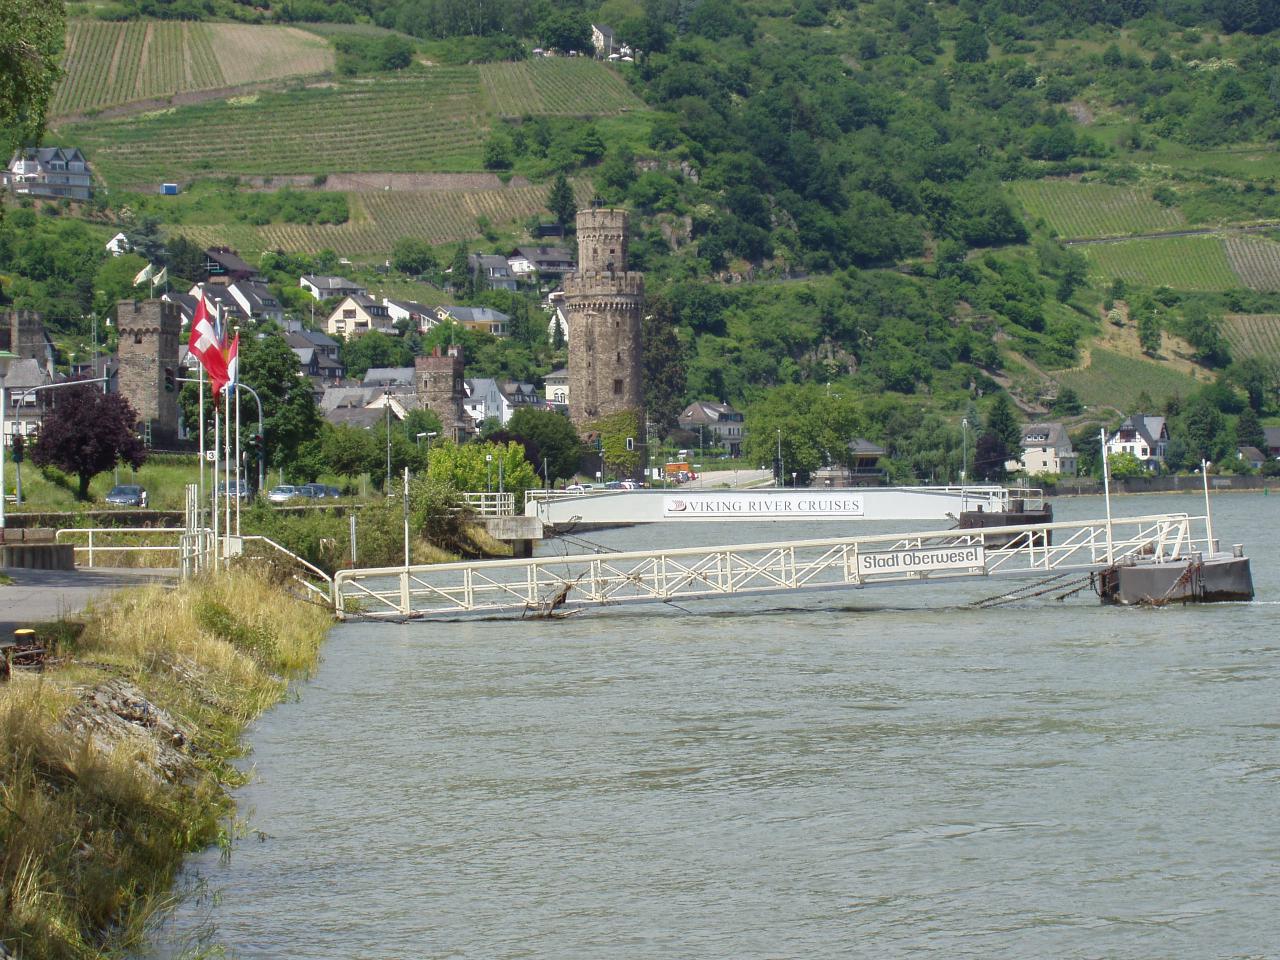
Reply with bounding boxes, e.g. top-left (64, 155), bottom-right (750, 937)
top-left (333, 512), bottom-right (1204, 620)
top-left (461, 492), bottom-right (516, 517)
